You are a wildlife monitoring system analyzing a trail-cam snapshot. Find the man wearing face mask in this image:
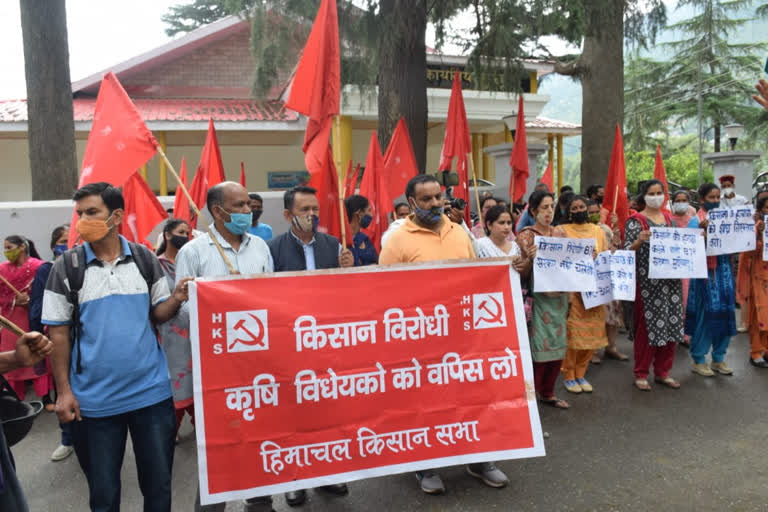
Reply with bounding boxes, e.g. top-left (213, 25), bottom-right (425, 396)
top-left (344, 194), bottom-right (378, 266)
top-left (267, 186), bottom-right (354, 275)
top-left (248, 192), bottom-right (273, 241)
top-left (42, 182), bottom-right (192, 512)
top-left (718, 175), bottom-right (747, 208)
top-left (380, 174), bottom-right (508, 495)
top-left (265, 185), bottom-right (352, 507)
top-left (175, 182), bottom-right (275, 511)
